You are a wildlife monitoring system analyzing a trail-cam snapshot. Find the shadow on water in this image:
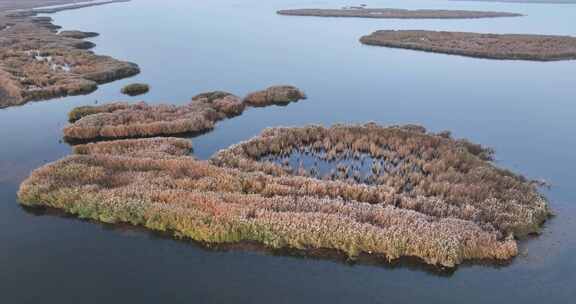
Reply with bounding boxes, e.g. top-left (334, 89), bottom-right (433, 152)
top-left (21, 204), bottom-right (519, 277)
